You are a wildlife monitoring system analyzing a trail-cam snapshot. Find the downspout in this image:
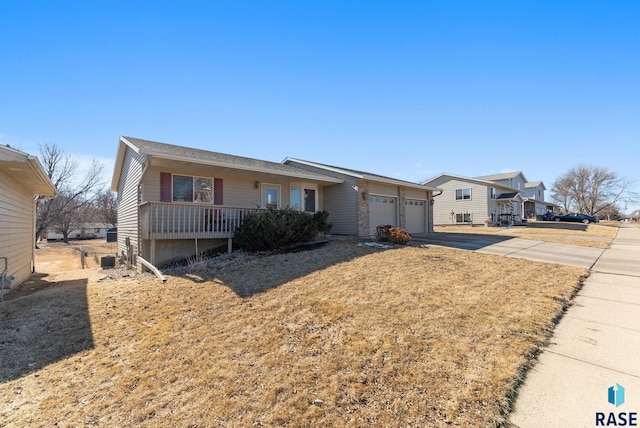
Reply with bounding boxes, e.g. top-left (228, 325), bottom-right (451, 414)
top-left (430, 190), bottom-right (443, 232)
